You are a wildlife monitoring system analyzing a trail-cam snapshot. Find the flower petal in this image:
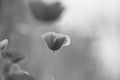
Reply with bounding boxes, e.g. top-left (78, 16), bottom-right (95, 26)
top-left (42, 32), bottom-right (57, 50)
top-left (8, 64), bottom-right (33, 80)
top-left (2, 49), bottom-right (26, 63)
top-left (61, 35), bottom-right (71, 47)
top-left (9, 64), bottom-right (21, 75)
top-left (0, 39), bottom-right (8, 51)
top-left (9, 64), bottom-right (29, 75)
top-left (53, 36), bottom-right (66, 50)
